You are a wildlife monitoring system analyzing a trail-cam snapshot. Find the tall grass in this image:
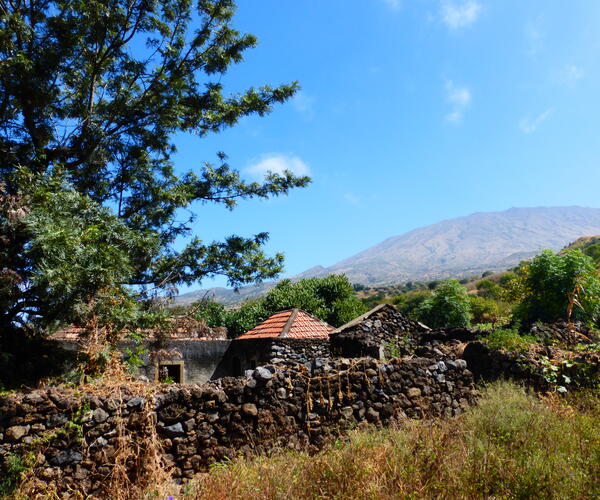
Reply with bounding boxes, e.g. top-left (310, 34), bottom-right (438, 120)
top-left (185, 382), bottom-right (599, 500)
